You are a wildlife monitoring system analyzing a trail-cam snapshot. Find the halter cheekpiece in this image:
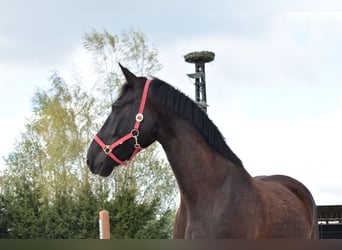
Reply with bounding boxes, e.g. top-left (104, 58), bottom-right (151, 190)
top-left (93, 79), bottom-right (152, 165)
